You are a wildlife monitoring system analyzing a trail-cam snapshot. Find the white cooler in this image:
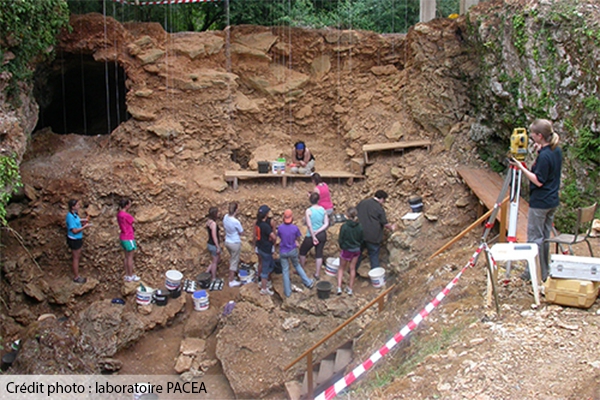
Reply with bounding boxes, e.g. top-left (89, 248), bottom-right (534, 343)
top-left (549, 254), bottom-right (600, 281)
